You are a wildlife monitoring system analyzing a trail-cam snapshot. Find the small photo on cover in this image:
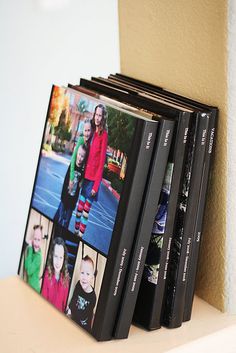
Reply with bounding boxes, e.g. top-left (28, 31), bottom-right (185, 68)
top-left (66, 242), bottom-right (106, 333)
top-left (49, 224), bottom-right (80, 279)
top-left (19, 208), bottom-right (53, 293)
top-left (32, 86), bottom-right (136, 255)
top-left (40, 225), bottom-right (78, 313)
